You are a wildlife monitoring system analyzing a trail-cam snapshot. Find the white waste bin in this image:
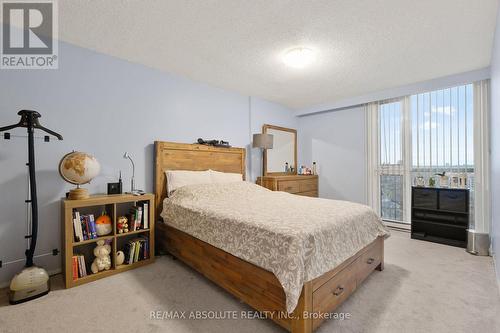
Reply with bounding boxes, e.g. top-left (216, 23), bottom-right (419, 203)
top-left (466, 229), bottom-right (490, 256)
